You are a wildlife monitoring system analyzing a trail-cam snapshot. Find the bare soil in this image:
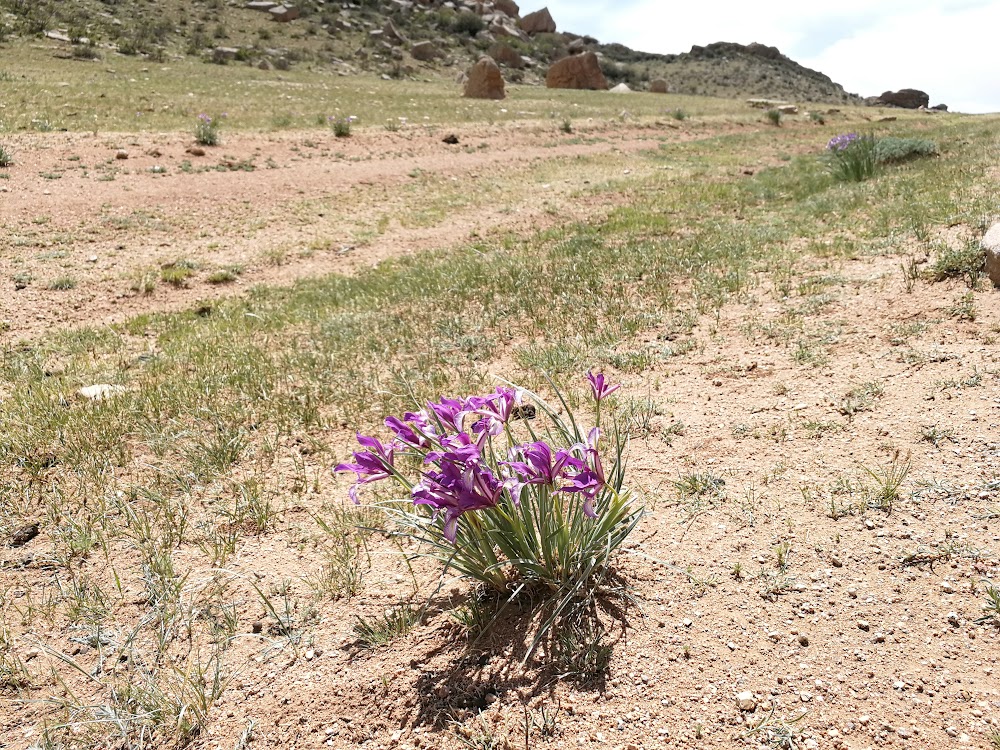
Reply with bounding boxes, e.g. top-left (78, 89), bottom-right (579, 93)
top-left (1, 121), bottom-right (999, 750)
top-left (1, 120), bottom-right (713, 340)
